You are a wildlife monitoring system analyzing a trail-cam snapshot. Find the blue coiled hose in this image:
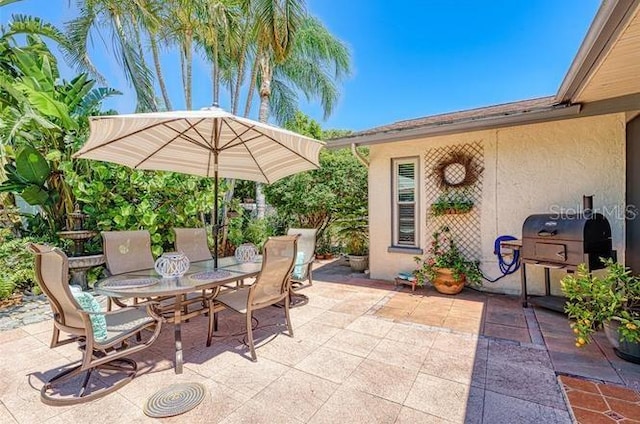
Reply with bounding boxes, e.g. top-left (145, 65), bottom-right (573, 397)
top-left (481, 235), bottom-right (520, 283)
